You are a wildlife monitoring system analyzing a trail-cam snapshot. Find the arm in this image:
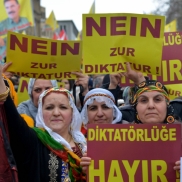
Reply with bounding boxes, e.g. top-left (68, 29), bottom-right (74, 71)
top-left (0, 65), bottom-right (37, 159)
top-left (122, 62), bottom-right (145, 85)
